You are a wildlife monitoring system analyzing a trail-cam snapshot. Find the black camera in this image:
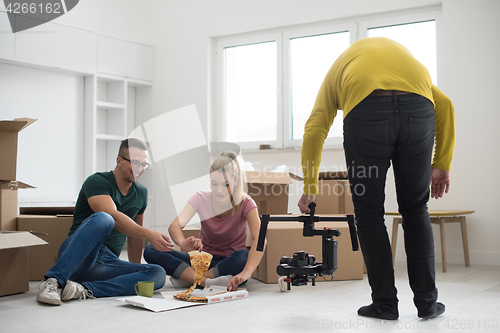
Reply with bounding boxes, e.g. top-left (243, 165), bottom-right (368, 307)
top-left (277, 251), bottom-right (320, 288)
top-left (280, 251), bottom-right (316, 267)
